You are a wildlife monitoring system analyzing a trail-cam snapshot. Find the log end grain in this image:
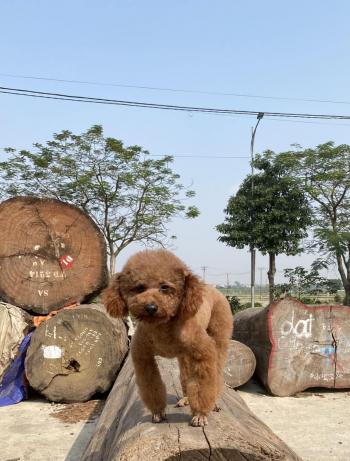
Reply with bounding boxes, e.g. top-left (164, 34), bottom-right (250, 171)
top-left (25, 304), bottom-right (128, 402)
top-left (224, 340), bottom-right (256, 388)
top-left (234, 297), bottom-right (350, 396)
top-left (0, 197), bottom-right (108, 314)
